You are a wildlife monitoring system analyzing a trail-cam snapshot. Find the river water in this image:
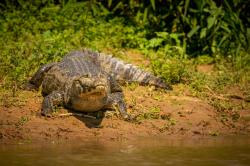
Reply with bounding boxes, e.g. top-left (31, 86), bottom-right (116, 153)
top-left (0, 137), bottom-right (250, 166)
